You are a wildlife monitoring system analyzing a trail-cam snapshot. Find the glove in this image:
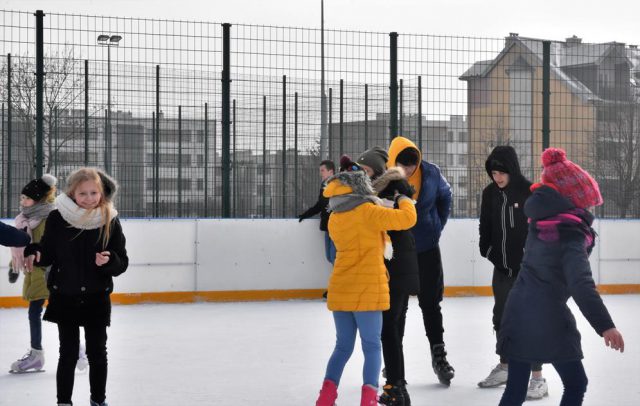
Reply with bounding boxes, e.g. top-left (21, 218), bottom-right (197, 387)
top-left (393, 179), bottom-right (415, 199)
top-left (297, 215), bottom-right (304, 223)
